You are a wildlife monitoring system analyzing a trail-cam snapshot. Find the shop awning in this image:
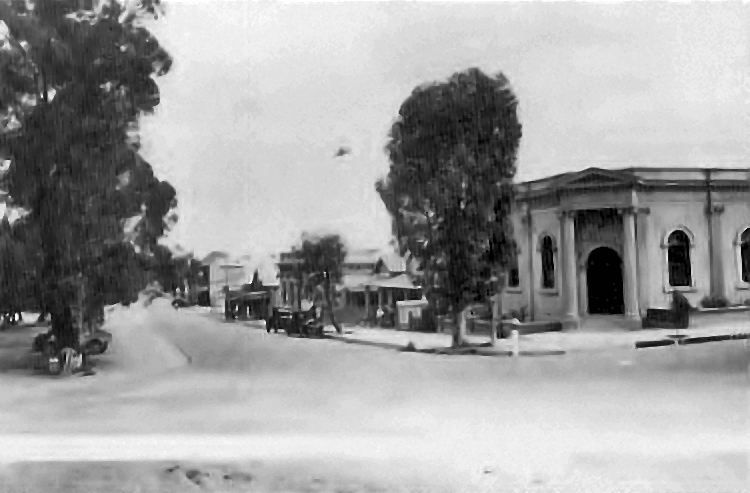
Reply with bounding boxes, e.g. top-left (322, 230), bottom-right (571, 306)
top-left (338, 274), bottom-right (375, 292)
top-left (227, 290), bottom-right (269, 302)
top-left (368, 274), bottom-right (420, 290)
